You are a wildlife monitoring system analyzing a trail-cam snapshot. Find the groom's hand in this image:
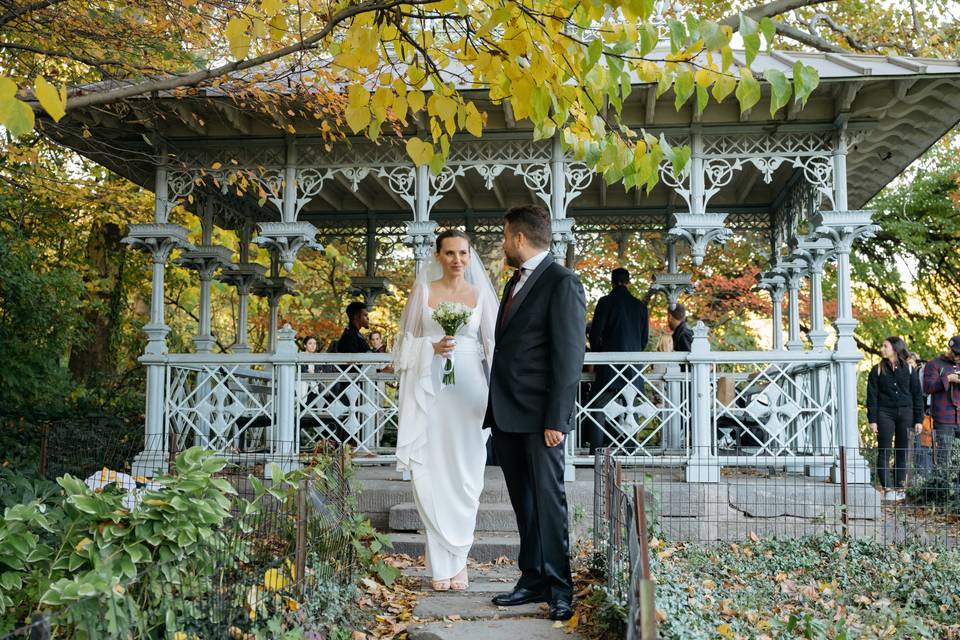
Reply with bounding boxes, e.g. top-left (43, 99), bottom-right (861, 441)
top-left (544, 429), bottom-right (564, 447)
